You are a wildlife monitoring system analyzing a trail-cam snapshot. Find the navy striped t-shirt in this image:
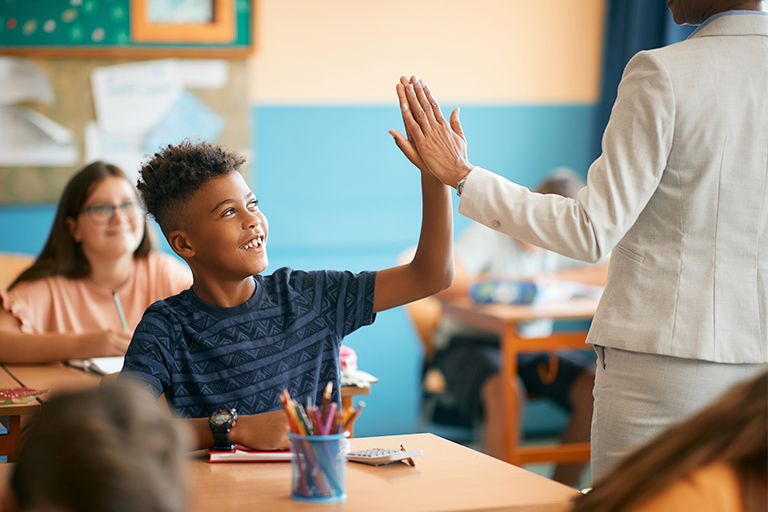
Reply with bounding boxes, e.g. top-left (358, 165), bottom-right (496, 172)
top-left (121, 267), bottom-right (376, 419)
